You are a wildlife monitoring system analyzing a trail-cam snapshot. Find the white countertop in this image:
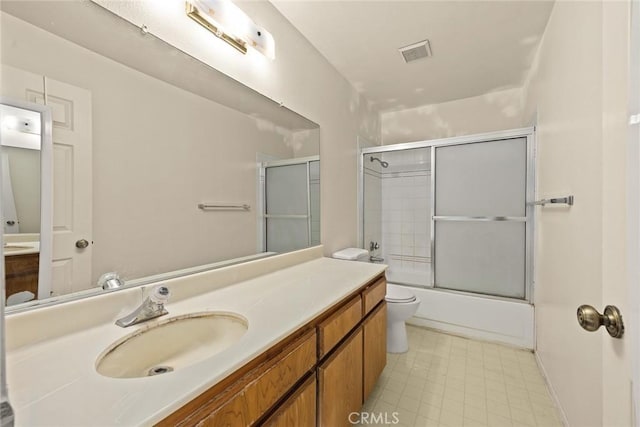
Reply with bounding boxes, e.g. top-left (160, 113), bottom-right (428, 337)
top-left (6, 256), bottom-right (385, 426)
top-left (3, 241), bottom-right (39, 257)
top-left (3, 234), bottom-right (40, 257)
